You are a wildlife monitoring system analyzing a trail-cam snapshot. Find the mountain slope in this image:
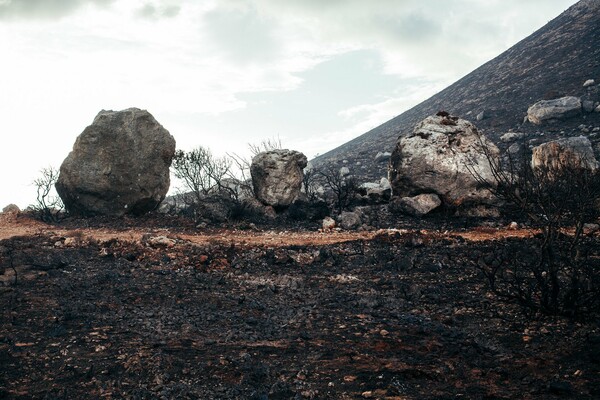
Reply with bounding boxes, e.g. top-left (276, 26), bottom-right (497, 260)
top-left (313, 0), bottom-right (600, 181)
